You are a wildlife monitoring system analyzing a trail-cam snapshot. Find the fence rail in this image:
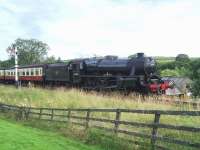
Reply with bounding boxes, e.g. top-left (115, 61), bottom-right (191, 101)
top-left (0, 103), bottom-right (200, 150)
